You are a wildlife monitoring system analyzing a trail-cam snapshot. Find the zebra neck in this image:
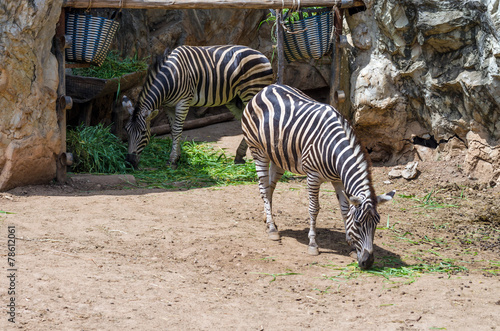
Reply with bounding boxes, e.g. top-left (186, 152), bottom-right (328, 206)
top-left (138, 59), bottom-right (180, 112)
top-left (334, 119), bottom-right (375, 202)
